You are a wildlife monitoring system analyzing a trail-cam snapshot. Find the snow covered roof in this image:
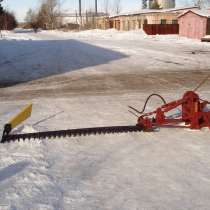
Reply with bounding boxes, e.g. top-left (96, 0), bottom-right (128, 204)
top-left (110, 6), bottom-right (199, 18)
top-left (178, 9), bottom-right (210, 18)
top-left (60, 12), bottom-right (108, 18)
